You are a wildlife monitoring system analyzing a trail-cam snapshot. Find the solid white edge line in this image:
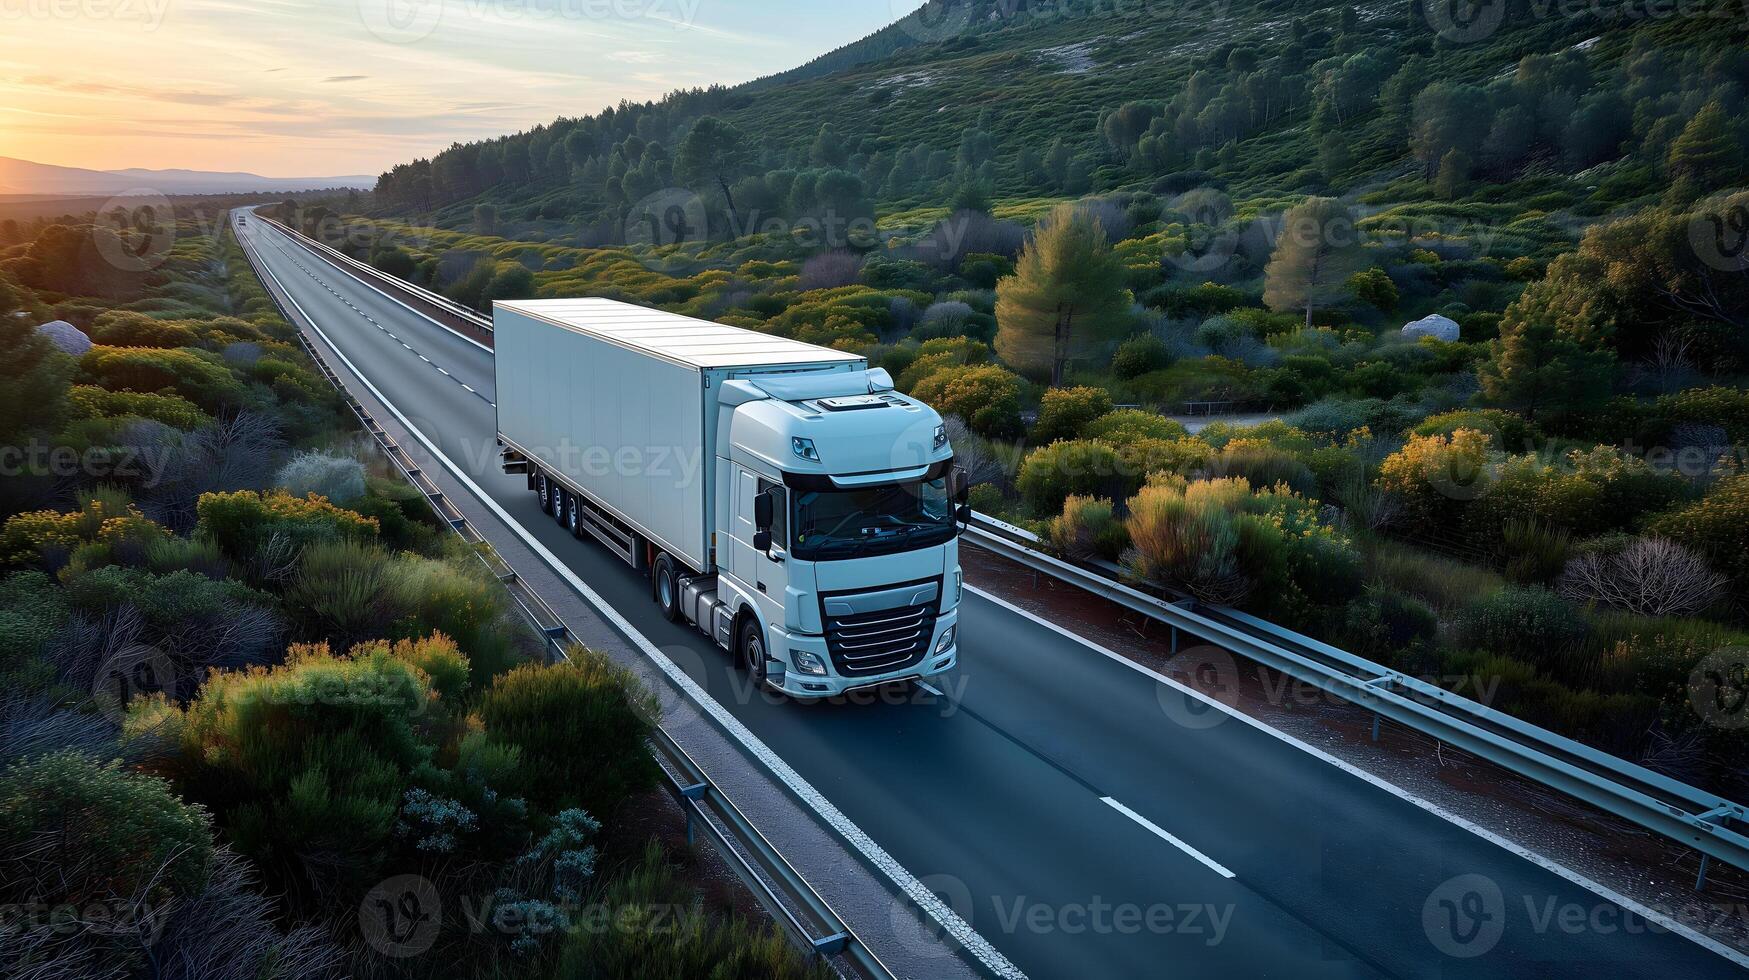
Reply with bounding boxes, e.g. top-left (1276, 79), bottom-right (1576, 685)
top-left (244, 220), bottom-right (1026, 980)
top-left (963, 584), bottom-right (1749, 969)
top-left (1100, 797), bottom-right (1235, 879)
